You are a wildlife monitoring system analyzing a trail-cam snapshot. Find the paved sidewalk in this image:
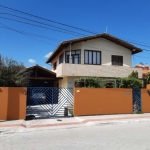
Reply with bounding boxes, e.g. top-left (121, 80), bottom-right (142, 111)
top-left (1, 113), bottom-right (150, 133)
